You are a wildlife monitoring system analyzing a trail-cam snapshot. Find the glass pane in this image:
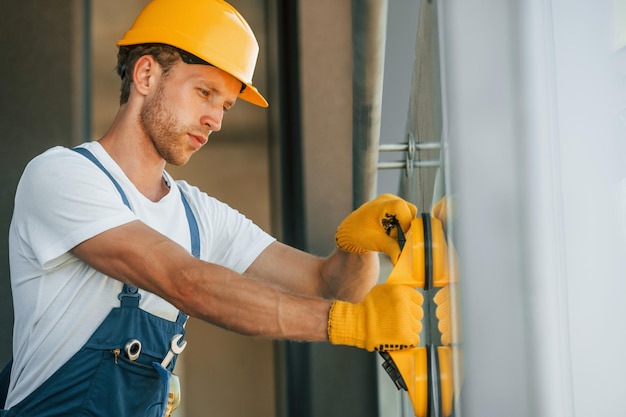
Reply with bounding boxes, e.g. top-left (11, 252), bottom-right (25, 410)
top-left (376, 1), bottom-right (462, 416)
